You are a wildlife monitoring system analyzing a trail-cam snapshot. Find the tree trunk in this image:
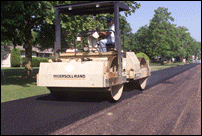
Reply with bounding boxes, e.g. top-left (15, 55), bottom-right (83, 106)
top-left (181, 56), bottom-right (183, 63)
top-left (24, 44), bottom-right (33, 79)
top-left (22, 20), bottom-right (33, 79)
top-left (168, 59), bottom-right (172, 64)
top-left (161, 55), bottom-right (164, 65)
top-left (161, 60), bottom-right (164, 65)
